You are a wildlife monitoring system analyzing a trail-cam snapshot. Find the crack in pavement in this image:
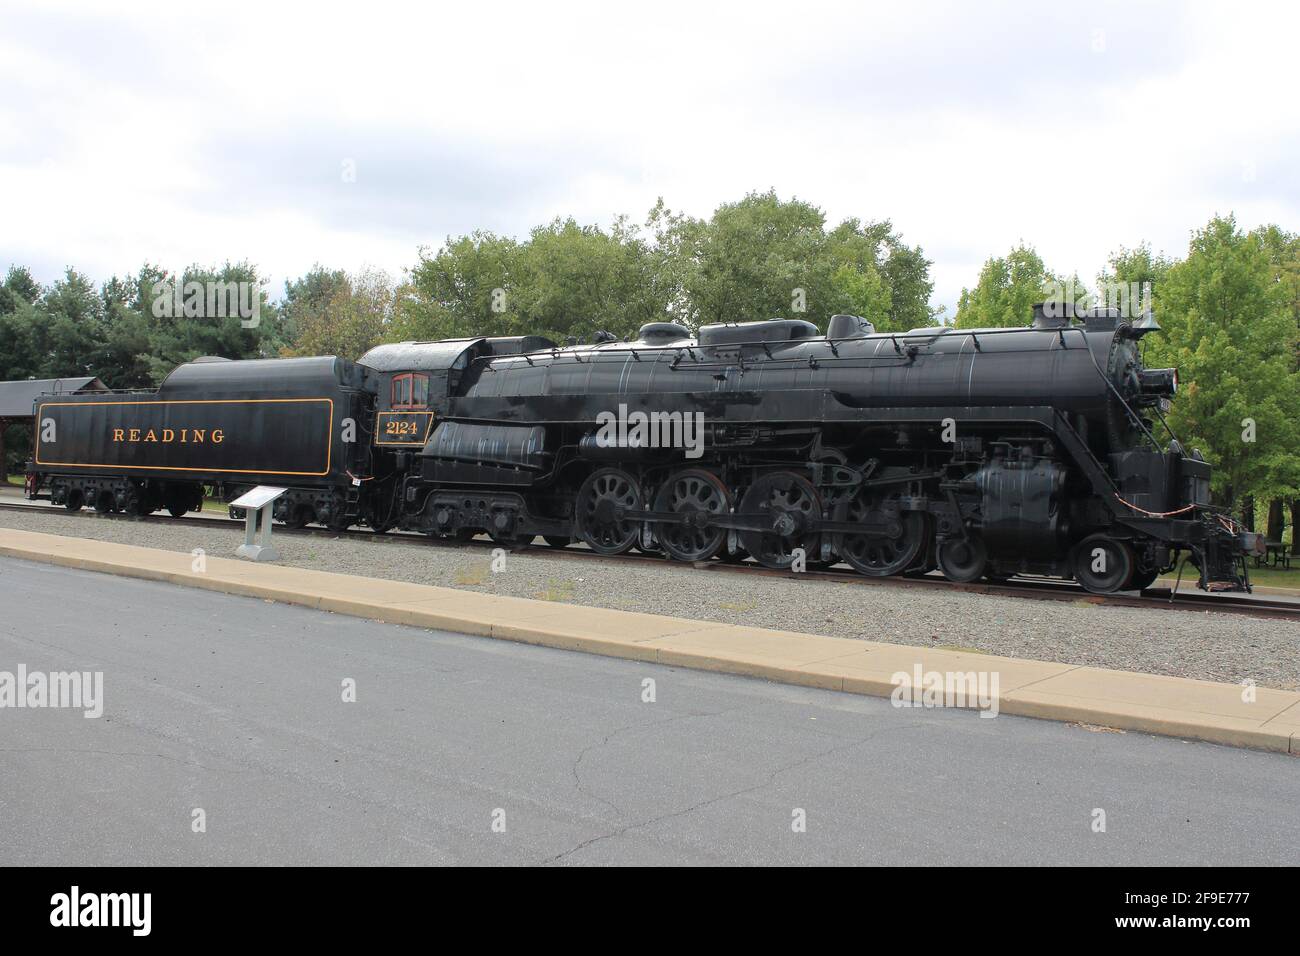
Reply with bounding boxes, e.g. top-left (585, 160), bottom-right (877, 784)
top-left (568, 707), bottom-right (738, 818)
top-left (541, 720), bottom-right (920, 865)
